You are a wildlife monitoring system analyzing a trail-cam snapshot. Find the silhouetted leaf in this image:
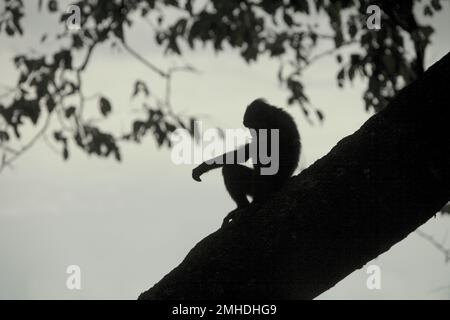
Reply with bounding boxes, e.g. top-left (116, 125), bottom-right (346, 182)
top-left (283, 12), bottom-right (293, 26)
top-left (165, 122), bottom-right (177, 133)
top-left (217, 128), bottom-right (225, 139)
top-left (337, 68), bottom-right (345, 88)
top-left (65, 106), bottom-right (76, 118)
top-left (53, 131), bottom-right (65, 142)
top-left (316, 109), bottom-right (324, 122)
top-left (46, 96), bottom-right (56, 112)
top-left (53, 130), bottom-right (69, 160)
top-left (48, 0), bottom-right (58, 12)
top-left (99, 97), bottom-right (112, 117)
top-left (424, 5), bottom-right (433, 16)
top-left (189, 117), bottom-right (201, 143)
top-left (0, 130), bottom-right (9, 142)
top-left (132, 80), bottom-right (150, 98)
top-left (53, 50), bottom-right (72, 69)
top-left (63, 146), bottom-right (69, 160)
top-left (431, 0), bottom-right (442, 10)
